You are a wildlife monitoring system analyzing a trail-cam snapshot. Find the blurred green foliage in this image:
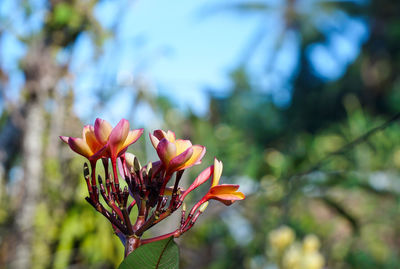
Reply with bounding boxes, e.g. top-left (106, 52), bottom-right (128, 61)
top-left (1, 0), bottom-right (400, 268)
